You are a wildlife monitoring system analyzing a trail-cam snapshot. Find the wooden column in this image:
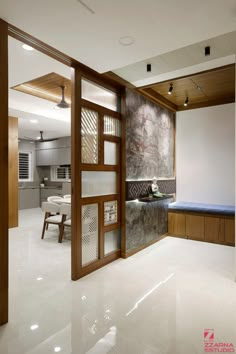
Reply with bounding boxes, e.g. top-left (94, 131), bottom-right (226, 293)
top-left (9, 117), bottom-right (19, 228)
top-left (71, 66), bottom-right (82, 280)
top-left (0, 19), bottom-right (9, 326)
top-left (120, 88), bottom-right (127, 257)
